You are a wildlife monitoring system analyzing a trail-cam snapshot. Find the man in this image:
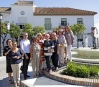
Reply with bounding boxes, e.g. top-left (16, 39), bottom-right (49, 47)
top-left (20, 32), bottom-right (30, 80)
